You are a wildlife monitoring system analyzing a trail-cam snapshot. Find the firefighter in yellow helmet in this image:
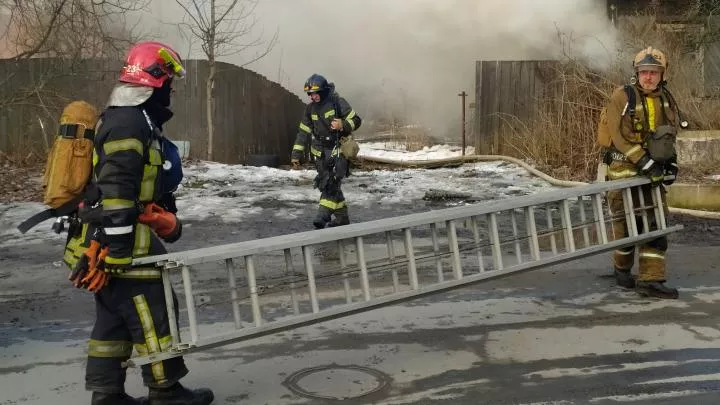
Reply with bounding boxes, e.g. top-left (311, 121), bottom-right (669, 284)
top-left (602, 46), bottom-right (685, 299)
